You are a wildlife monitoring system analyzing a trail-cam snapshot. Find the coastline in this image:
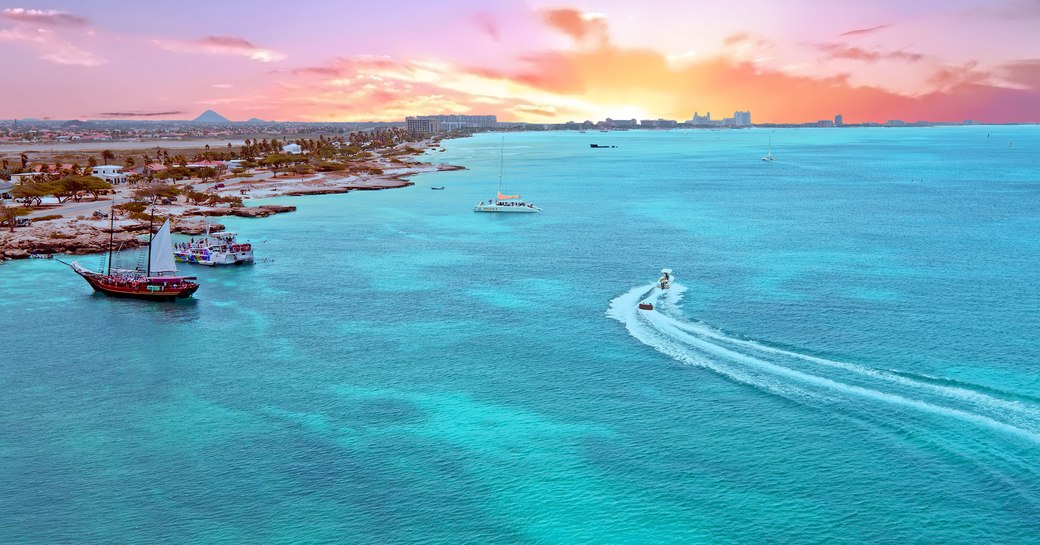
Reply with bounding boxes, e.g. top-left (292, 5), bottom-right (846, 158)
top-left (0, 137), bottom-right (465, 261)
